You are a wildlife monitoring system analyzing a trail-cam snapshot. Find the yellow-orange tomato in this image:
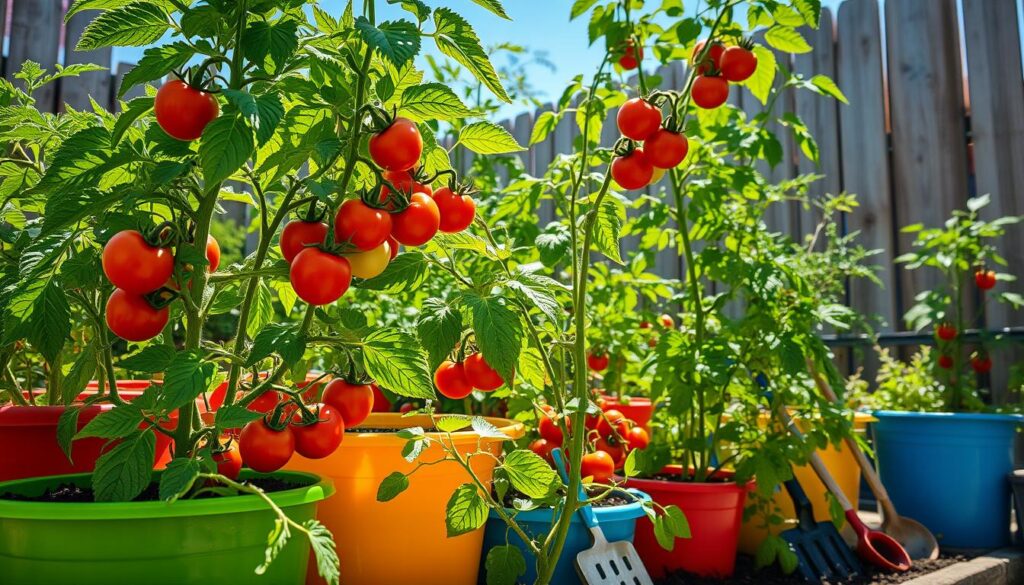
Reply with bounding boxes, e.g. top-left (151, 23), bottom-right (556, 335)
top-left (347, 242), bottom-right (391, 279)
